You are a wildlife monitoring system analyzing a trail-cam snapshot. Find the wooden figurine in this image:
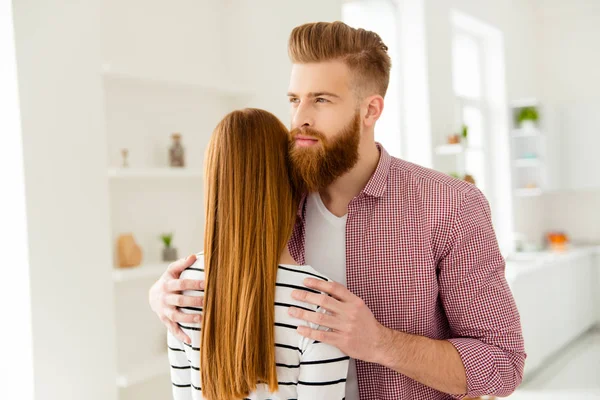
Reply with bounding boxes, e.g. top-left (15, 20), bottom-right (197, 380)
top-left (116, 233), bottom-right (143, 268)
